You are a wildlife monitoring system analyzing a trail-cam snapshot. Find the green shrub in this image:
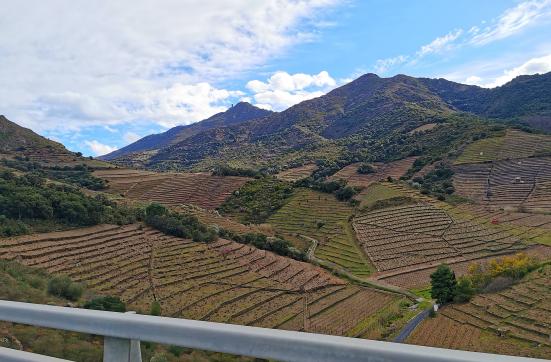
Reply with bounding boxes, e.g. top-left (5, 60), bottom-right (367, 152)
top-left (47, 275), bottom-right (83, 301)
top-left (150, 301), bottom-right (161, 316)
top-left (84, 296), bottom-right (126, 312)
